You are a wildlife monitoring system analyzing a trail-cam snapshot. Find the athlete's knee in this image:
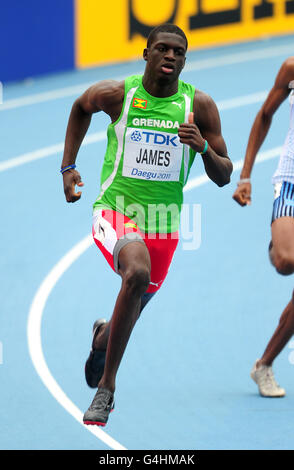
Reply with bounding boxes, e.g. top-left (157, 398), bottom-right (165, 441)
top-left (273, 250), bottom-right (294, 275)
top-left (123, 266), bottom-right (150, 297)
top-left (268, 240), bottom-right (275, 267)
